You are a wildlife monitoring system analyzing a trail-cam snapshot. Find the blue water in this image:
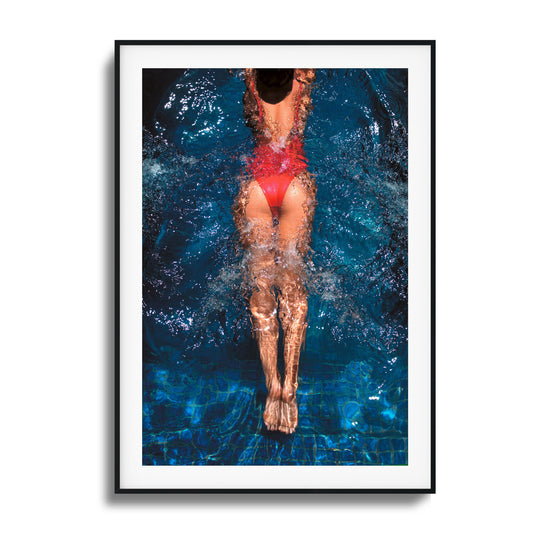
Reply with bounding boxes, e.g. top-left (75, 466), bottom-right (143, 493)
top-left (142, 69), bottom-right (408, 465)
